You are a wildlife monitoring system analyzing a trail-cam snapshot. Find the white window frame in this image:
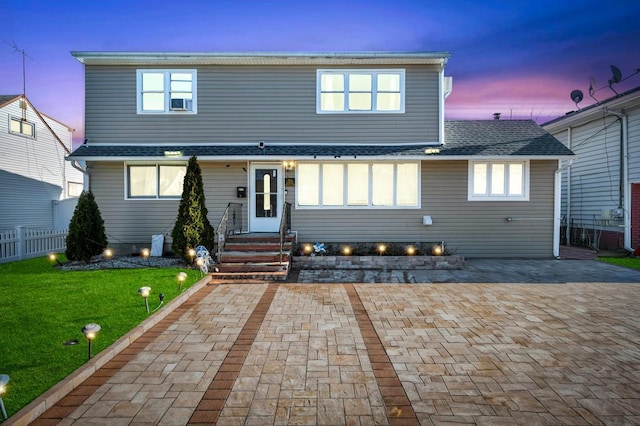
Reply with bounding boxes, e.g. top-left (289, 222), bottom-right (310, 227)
top-left (316, 69), bottom-right (405, 114)
top-left (9, 116), bottom-right (35, 138)
top-left (295, 162), bottom-right (420, 209)
top-left (468, 160), bottom-right (530, 201)
top-left (125, 162), bottom-right (187, 200)
top-left (67, 182), bottom-right (84, 197)
top-left (136, 69), bottom-right (197, 114)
